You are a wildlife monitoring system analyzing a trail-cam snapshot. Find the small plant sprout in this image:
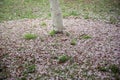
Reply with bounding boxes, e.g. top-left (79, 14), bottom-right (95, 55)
top-left (70, 39), bottom-right (77, 45)
top-left (58, 54), bottom-right (69, 63)
top-left (48, 13), bottom-right (51, 17)
top-left (27, 64), bottom-right (36, 73)
top-left (81, 34), bottom-right (91, 39)
top-left (23, 33), bottom-right (37, 40)
top-left (97, 66), bottom-right (109, 72)
top-left (109, 64), bottom-right (119, 74)
top-left (41, 22), bottom-right (47, 27)
top-left (66, 32), bottom-right (70, 36)
top-left (49, 30), bottom-right (57, 36)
